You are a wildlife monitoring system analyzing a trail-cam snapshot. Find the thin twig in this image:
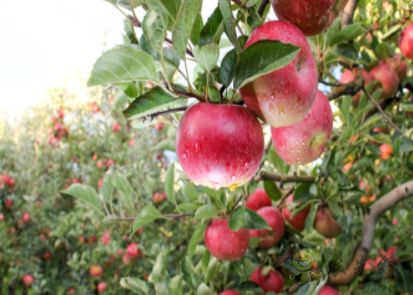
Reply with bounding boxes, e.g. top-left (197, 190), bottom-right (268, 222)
top-left (276, 186), bottom-right (294, 210)
top-left (258, 0), bottom-right (270, 17)
top-left (341, 0), bottom-right (359, 28)
top-left (327, 68), bottom-right (364, 101)
top-left (254, 171), bottom-right (316, 183)
top-left (108, 213), bottom-right (192, 221)
top-left (146, 106), bottom-right (188, 121)
top-left (318, 79), bottom-right (343, 87)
